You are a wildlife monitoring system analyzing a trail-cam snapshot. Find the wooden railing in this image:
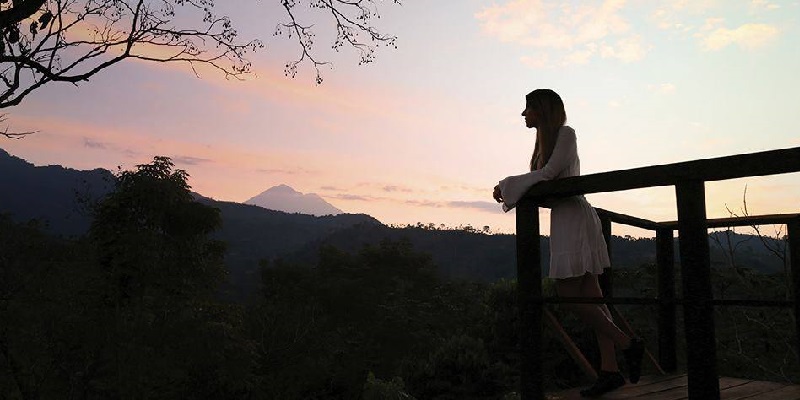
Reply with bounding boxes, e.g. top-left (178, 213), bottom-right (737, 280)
top-left (514, 146), bottom-right (800, 400)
